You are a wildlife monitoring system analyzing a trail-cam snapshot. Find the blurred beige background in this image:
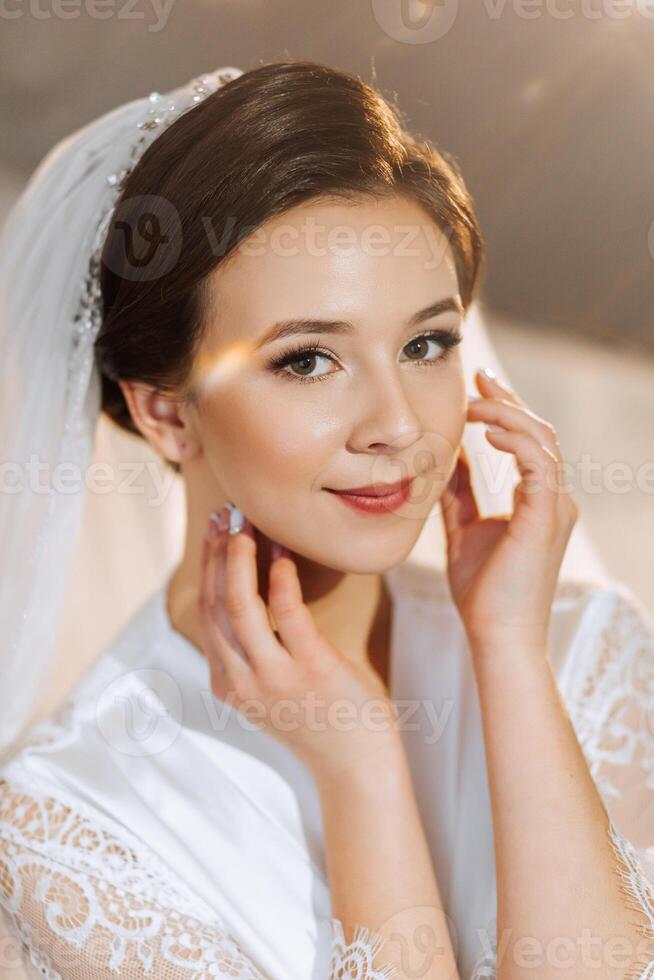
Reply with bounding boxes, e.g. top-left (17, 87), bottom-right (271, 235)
top-left (1, 4), bottom-right (653, 975)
